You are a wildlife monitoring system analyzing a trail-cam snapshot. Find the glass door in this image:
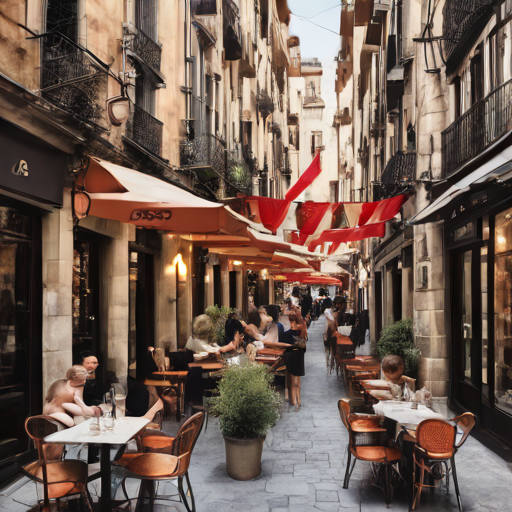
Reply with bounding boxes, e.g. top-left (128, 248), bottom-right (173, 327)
top-left (0, 205), bottom-right (40, 479)
top-left (494, 207), bottom-right (512, 414)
